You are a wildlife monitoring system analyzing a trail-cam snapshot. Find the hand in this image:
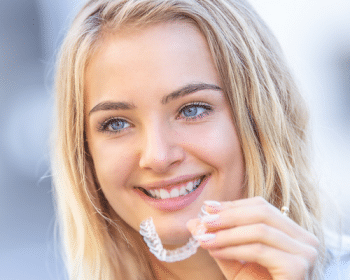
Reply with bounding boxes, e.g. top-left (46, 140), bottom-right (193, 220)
top-left (187, 197), bottom-right (320, 280)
